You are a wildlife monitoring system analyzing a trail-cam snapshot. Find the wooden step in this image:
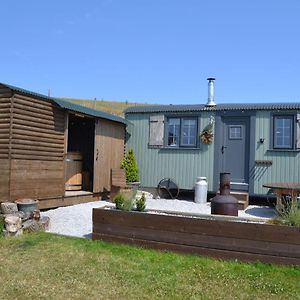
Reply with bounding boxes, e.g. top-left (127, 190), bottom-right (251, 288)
top-left (215, 191), bottom-right (249, 210)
